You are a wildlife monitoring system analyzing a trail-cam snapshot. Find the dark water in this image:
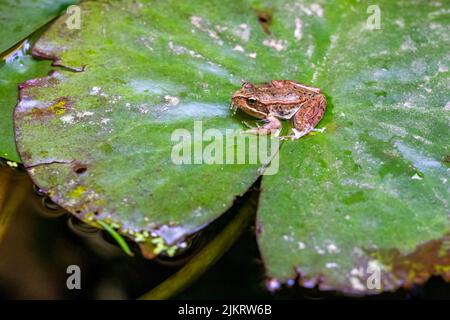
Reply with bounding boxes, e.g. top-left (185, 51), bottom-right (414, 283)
top-left (0, 164), bottom-right (449, 300)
